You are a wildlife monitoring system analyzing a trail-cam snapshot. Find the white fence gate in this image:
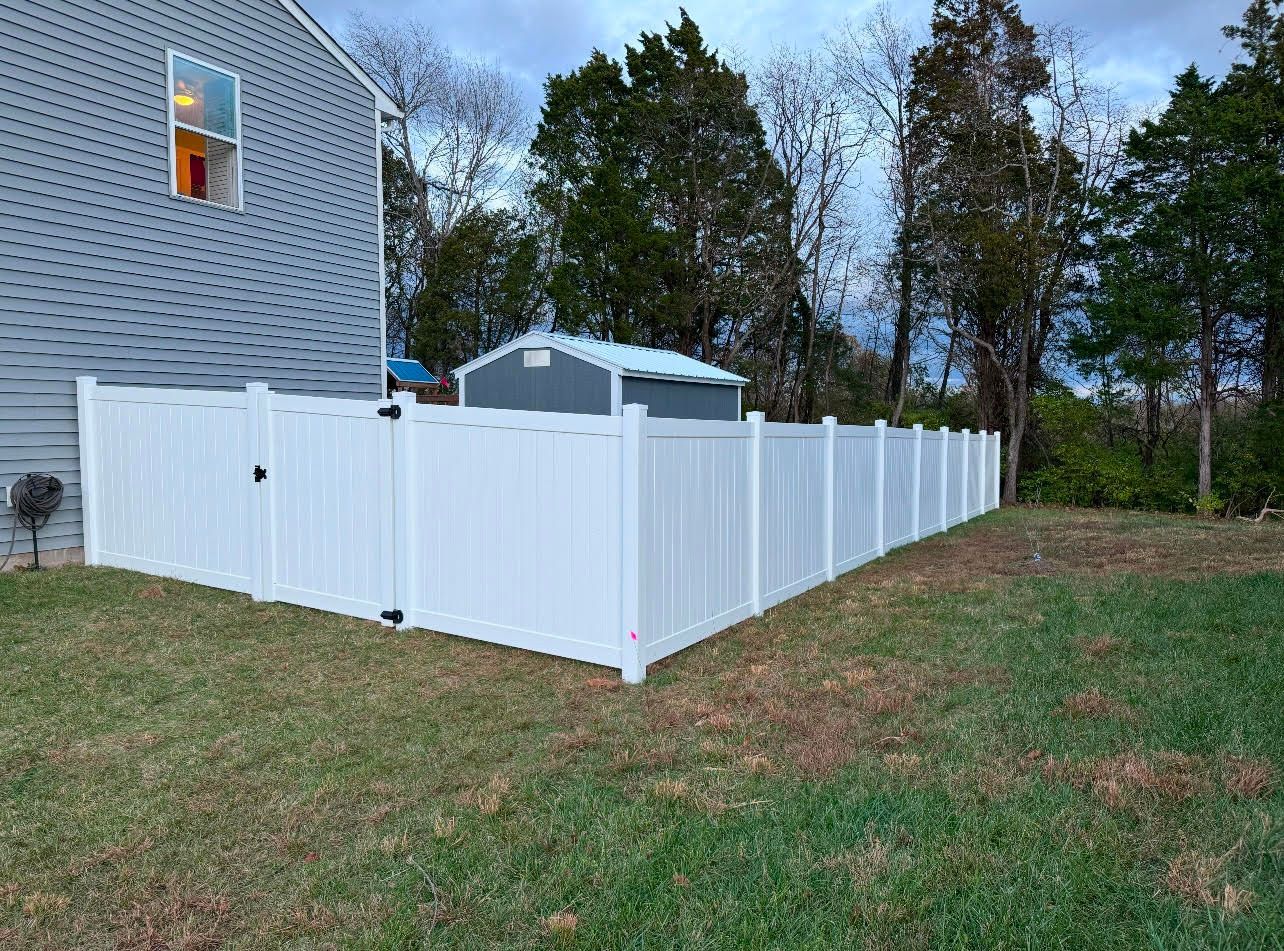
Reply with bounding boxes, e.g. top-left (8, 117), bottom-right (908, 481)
top-left (76, 377), bottom-right (1001, 682)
